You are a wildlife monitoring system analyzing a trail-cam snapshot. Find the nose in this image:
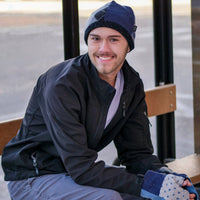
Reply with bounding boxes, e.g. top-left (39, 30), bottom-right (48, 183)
top-left (99, 39), bottom-right (111, 52)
